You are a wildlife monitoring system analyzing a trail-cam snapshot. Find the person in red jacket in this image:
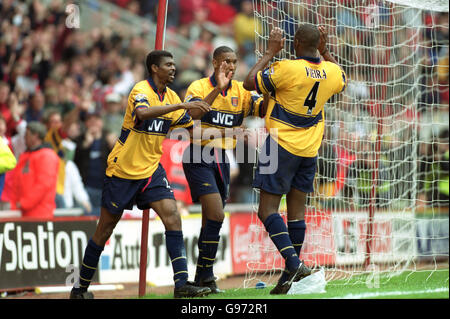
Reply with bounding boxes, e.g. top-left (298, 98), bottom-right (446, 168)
top-left (9, 122), bottom-right (59, 218)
